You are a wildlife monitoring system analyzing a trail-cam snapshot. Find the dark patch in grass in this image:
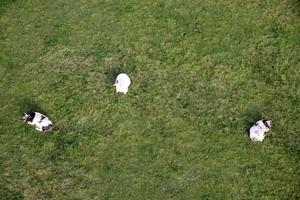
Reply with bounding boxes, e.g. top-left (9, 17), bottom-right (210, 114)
top-left (0, 183), bottom-right (24, 200)
top-left (200, 194), bottom-right (211, 200)
top-left (0, 0), bottom-right (17, 17)
top-left (17, 98), bottom-right (49, 117)
top-left (104, 66), bottom-right (127, 84)
top-left (43, 35), bottom-right (59, 48)
top-left (290, 0), bottom-right (300, 15)
top-left (168, 161), bottom-right (183, 172)
top-left (243, 104), bottom-right (263, 128)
